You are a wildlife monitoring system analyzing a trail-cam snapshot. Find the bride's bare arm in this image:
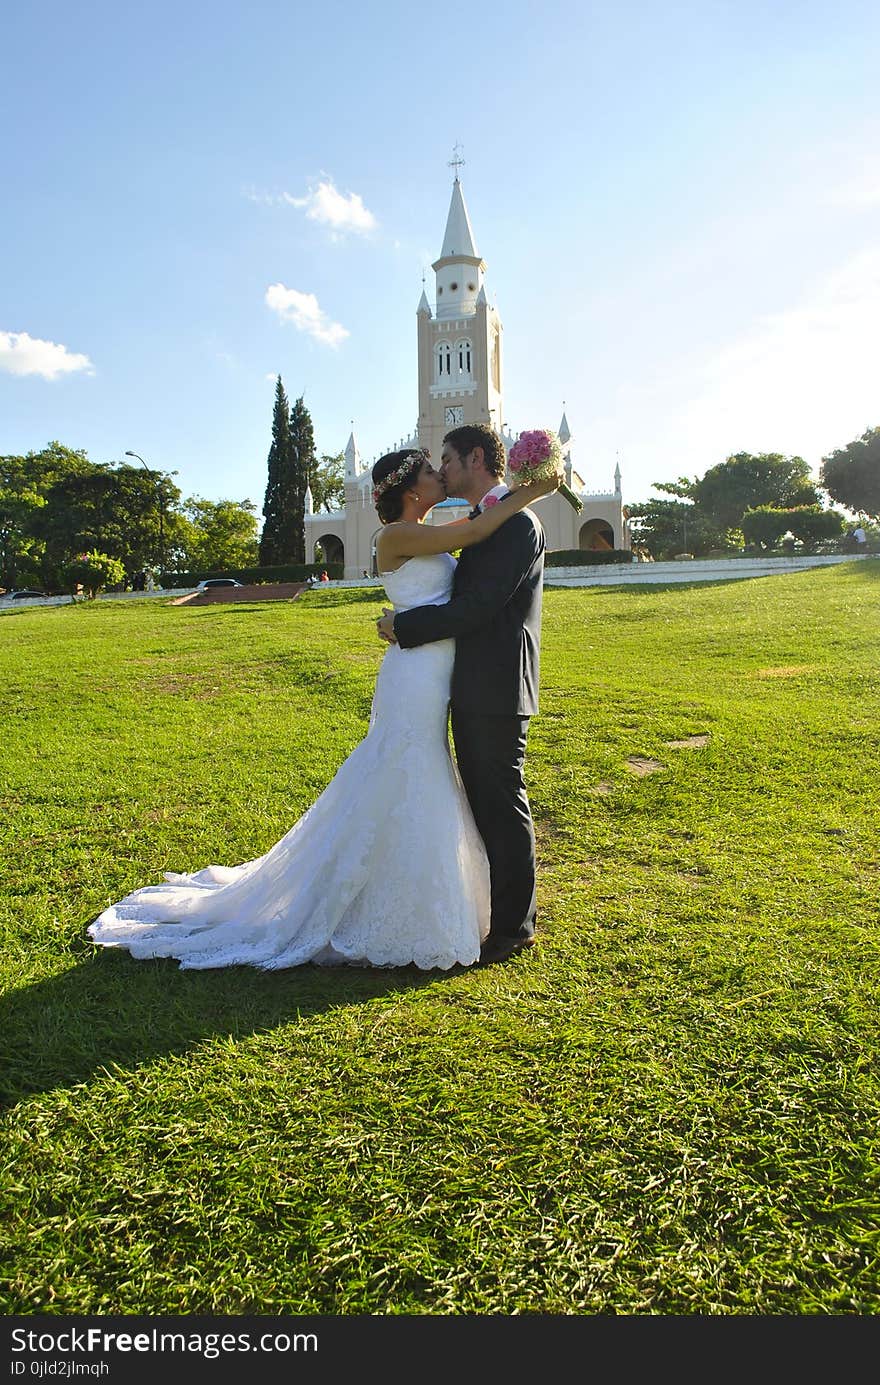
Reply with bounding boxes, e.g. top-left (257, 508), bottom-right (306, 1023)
top-left (377, 474), bottom-right (559, 565)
